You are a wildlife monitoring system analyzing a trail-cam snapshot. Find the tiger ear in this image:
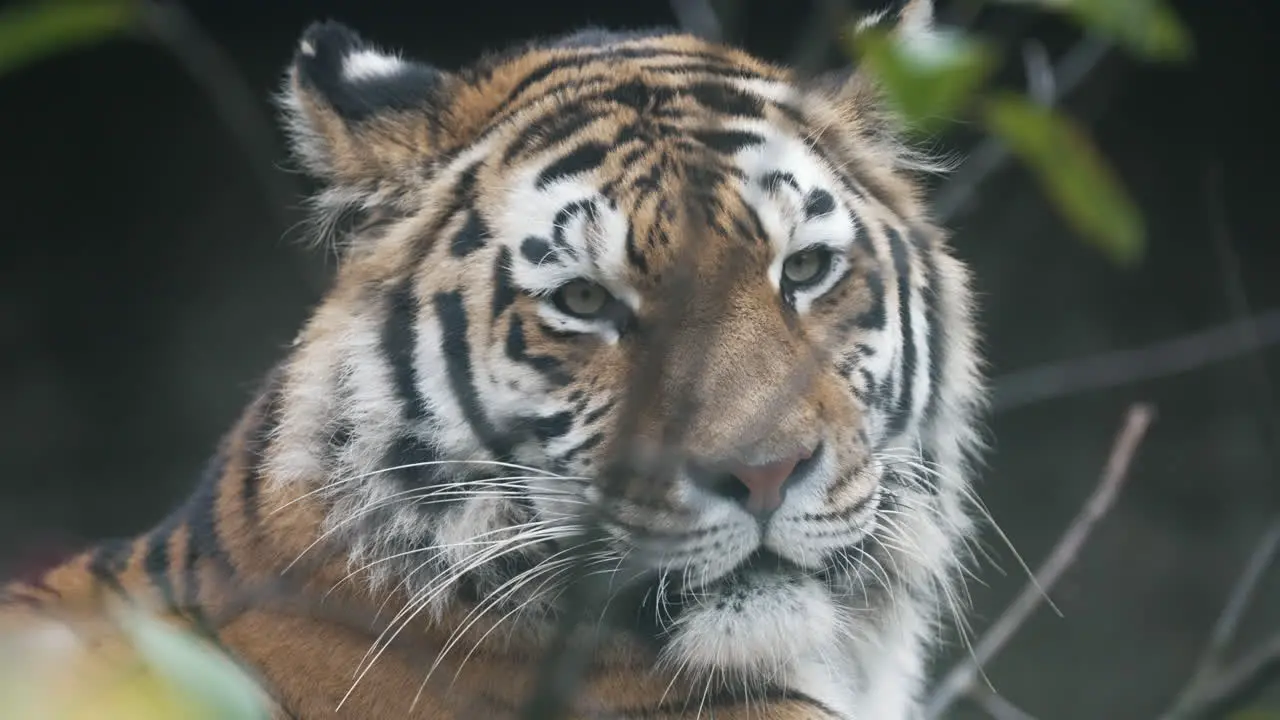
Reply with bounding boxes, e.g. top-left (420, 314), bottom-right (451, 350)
top-left (852, 0), bottom-right (933, 38)
top-left (279, 21), bottom-right (454, 190)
